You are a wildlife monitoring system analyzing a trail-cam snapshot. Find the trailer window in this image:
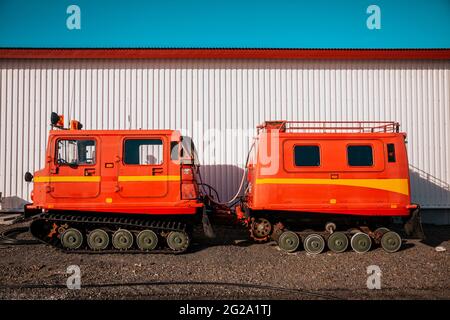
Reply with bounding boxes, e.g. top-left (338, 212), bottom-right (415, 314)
top-left (294, 145), bottom-right (320, 167)
top-left (56, 139), bottom-right (96, 165)
top-left (347, 145), bottom-right (373, 166)
top-left (124, 139), bottom-right (163, 165)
